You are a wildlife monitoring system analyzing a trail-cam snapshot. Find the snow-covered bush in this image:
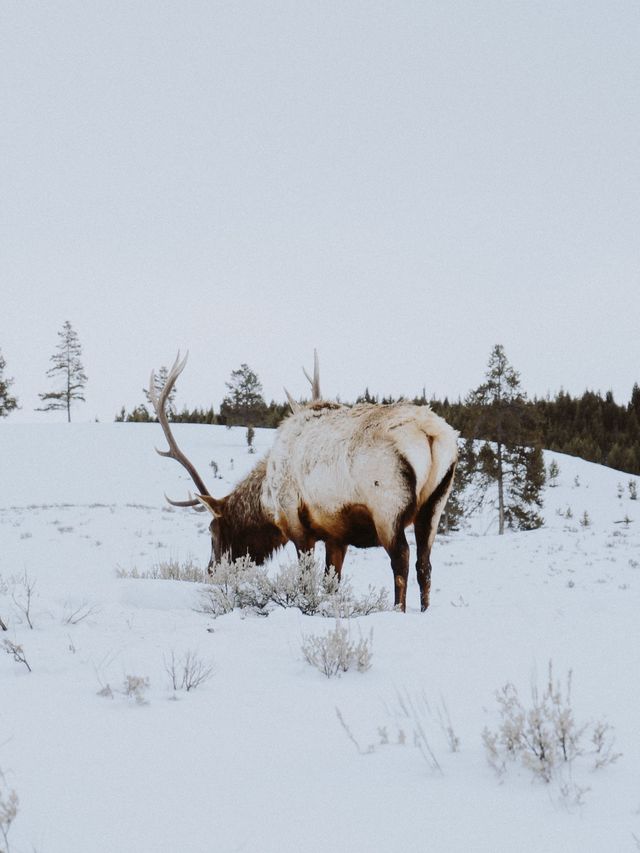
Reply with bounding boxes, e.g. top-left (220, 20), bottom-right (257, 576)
top-left (117, 558), bottom-right (205, 582)
top-left (97, 675), bottom-right (150, 705)
top-left (0, 768), bottom-right (19, 853)
top-left (122, 675), bottom-right (150, 705)
top-left (482, 662), bottom-right (621, 786)
top-left (199, 551), bottom-right (389, 619)
top-left (301, 620), bottom-right (373, 677)
top-left (330, 582), bottom-right (390, 618)
top-left (268, 551), bottom-right (333, 615)
top-left (199, 554), bottom-right (272, 617)
top-left (269, 552), bottom-right (390, 617)
top-left (122, 552), bottom-right (389, 619)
